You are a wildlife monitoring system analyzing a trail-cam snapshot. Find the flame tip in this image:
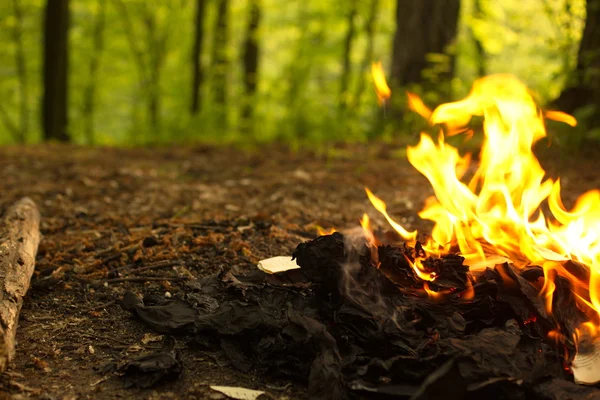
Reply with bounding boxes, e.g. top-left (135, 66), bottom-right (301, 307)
top-left (371, 61), bottom-right (391, 106)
